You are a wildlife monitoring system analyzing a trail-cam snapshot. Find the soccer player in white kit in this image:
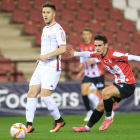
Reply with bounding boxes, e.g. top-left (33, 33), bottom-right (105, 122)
top-left (26, 2), bottom-right (66, 133)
